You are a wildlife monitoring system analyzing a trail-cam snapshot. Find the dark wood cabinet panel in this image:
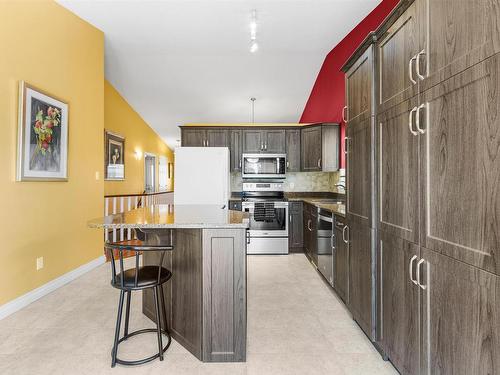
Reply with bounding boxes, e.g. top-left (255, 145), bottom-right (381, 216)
top-left (182, 129), bottom-right (206, 147)
top-left (346, 115), bottom-right (372, 227)
top-left (242, 130), bottom-right (263, 153)
top-left (229, 130), bottom-right (242, 172)
top-left (379, 231), bottom-right (420, 375)
top-left (285, 129), bottom-right (301, 172)
top-left (334, 216), bottom-right (348, 302)
top-left (288, 201), bottom-right (304, 251)
top-left (303, 203), bottom-right (317, 265)
top-left (421, 247), bottom-right (500, 375)
top-left (206, 129), bottom-right (228, 147)
top-left (347, 220), bottom-right (373, 339)
top-left (321, 125), bottom-right (340, 172)
top-left (420, 55), bottom-right (500, 276)
top-left (346, 46), bottom-right (373, 122)
top-left (378, 100), bottom-right (419, 243)
top-left (264, 129), bottom-right (286, 153)
top-left (301, 126), bottom-right (322, 171)
top-left (377, 1), bottom-right (420, 113)
top-left (422, 0), bottom-right (500, 91)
